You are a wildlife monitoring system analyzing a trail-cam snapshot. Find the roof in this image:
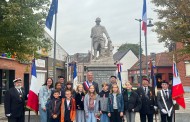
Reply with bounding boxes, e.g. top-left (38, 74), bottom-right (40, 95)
top-left (129, 52), bottom-right (173, 71)
top-left (113, 49), bottom-right (130, 61)
top-left (71, 53), bottom-right (90, 63)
